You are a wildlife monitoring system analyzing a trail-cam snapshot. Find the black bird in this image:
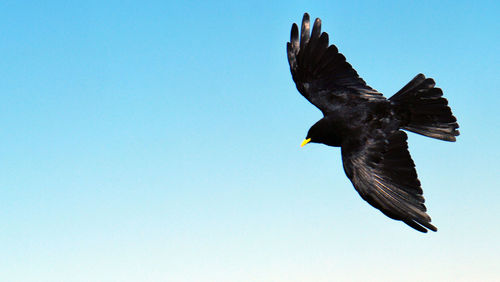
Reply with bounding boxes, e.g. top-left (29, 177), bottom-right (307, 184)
top-left (287, 13), bottom-right (459, 232)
